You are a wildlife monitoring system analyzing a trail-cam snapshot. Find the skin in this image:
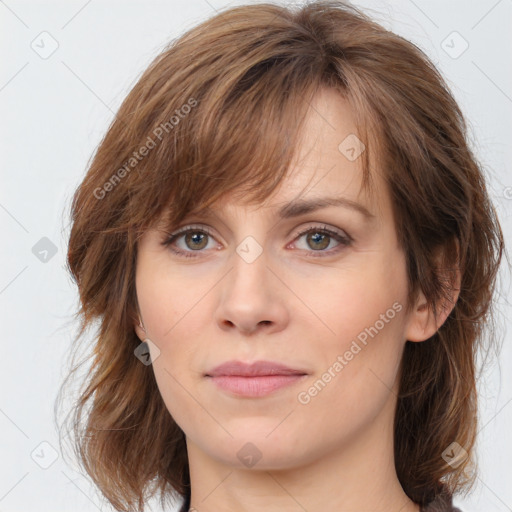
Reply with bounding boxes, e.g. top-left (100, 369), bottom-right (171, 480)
top-left (134, 87), bottom-right (458, 512)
